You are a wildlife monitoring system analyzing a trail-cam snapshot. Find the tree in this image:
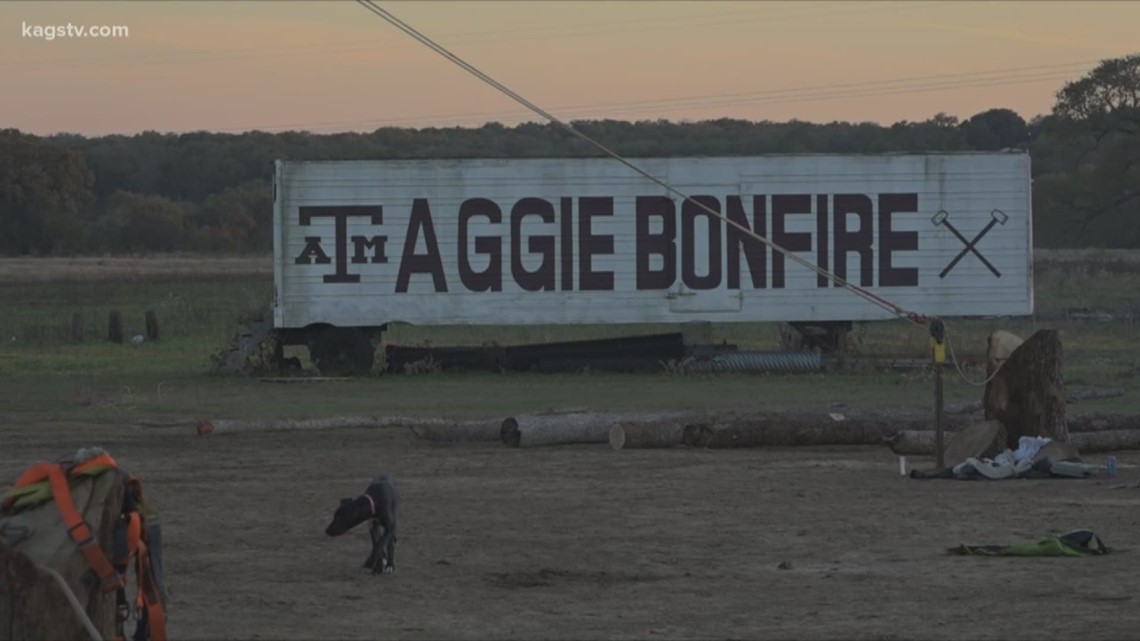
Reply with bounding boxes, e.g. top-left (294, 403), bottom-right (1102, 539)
top-left (0, 129), bottom-right (95, 255)
top-left (1045, 53), bottom-right (1140, 239)
top-left (190, 180), bottom-right (272, 253)
top-left (961, 108), bottom-right (1029, 150)
top-left (96, 191), bottom-right (188, 253)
